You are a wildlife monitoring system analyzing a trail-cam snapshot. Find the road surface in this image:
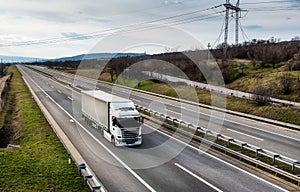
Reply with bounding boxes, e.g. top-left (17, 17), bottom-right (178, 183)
top-left (29, 66), bottom-right (300, 160)
top-left (17, 65), bottom-right (293, 191)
